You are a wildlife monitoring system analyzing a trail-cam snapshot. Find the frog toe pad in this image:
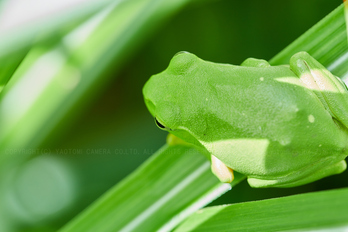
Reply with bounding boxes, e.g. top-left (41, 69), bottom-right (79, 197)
top-left (211, 155), bottom-right (234, 183)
